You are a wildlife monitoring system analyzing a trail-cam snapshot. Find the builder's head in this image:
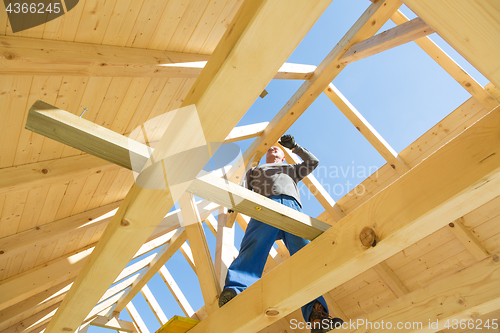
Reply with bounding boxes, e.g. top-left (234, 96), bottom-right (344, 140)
top-left (266, 146), bottom-right (285, 164)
